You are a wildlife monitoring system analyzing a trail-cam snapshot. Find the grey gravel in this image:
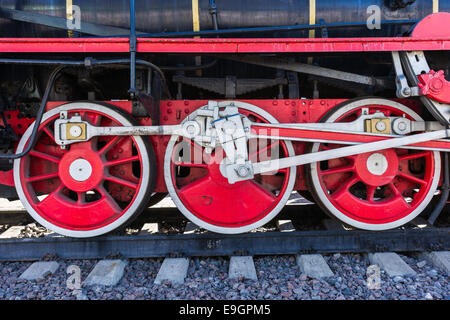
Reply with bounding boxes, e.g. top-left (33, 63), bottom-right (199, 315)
top-left (0, 253), bottom-right (448, 300)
